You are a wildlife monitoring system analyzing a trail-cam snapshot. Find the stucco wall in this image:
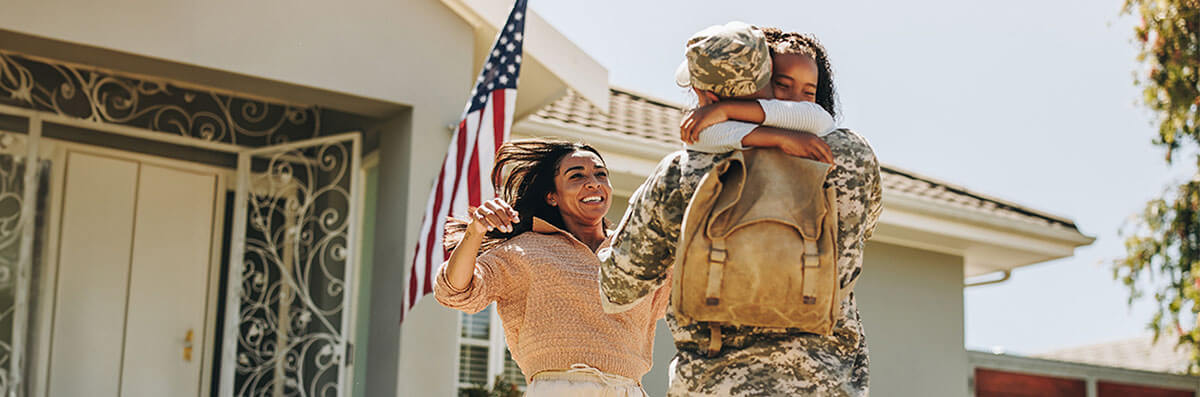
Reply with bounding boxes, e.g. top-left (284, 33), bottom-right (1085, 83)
top-left (1, 2), bottom-right (475, 396)
top-left (857, 241), bottom-right (968, 396)
top-left (0, 0), bottom-right (473, 112)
